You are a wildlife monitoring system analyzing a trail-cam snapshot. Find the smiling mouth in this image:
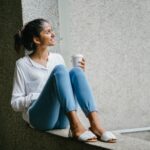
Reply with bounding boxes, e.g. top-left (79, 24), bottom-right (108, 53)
top-left (50, 38), bottom-right (56, 43)
top-left (50, 37), bottom-right (54, 41)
